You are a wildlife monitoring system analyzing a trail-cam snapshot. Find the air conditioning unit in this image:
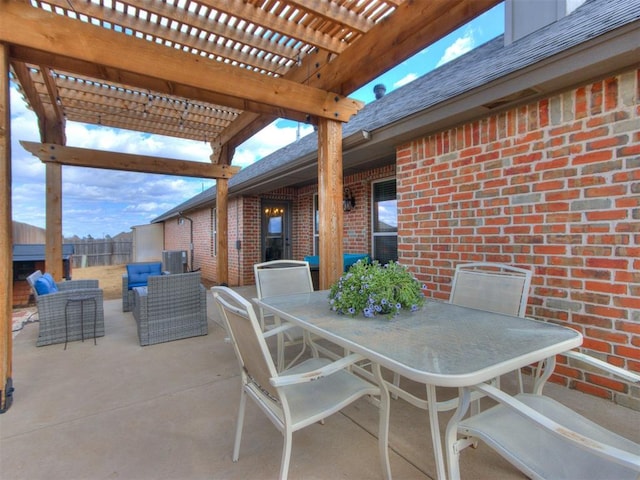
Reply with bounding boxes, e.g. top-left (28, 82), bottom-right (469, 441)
top-left (162, 250), bottom-right (187, 274)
